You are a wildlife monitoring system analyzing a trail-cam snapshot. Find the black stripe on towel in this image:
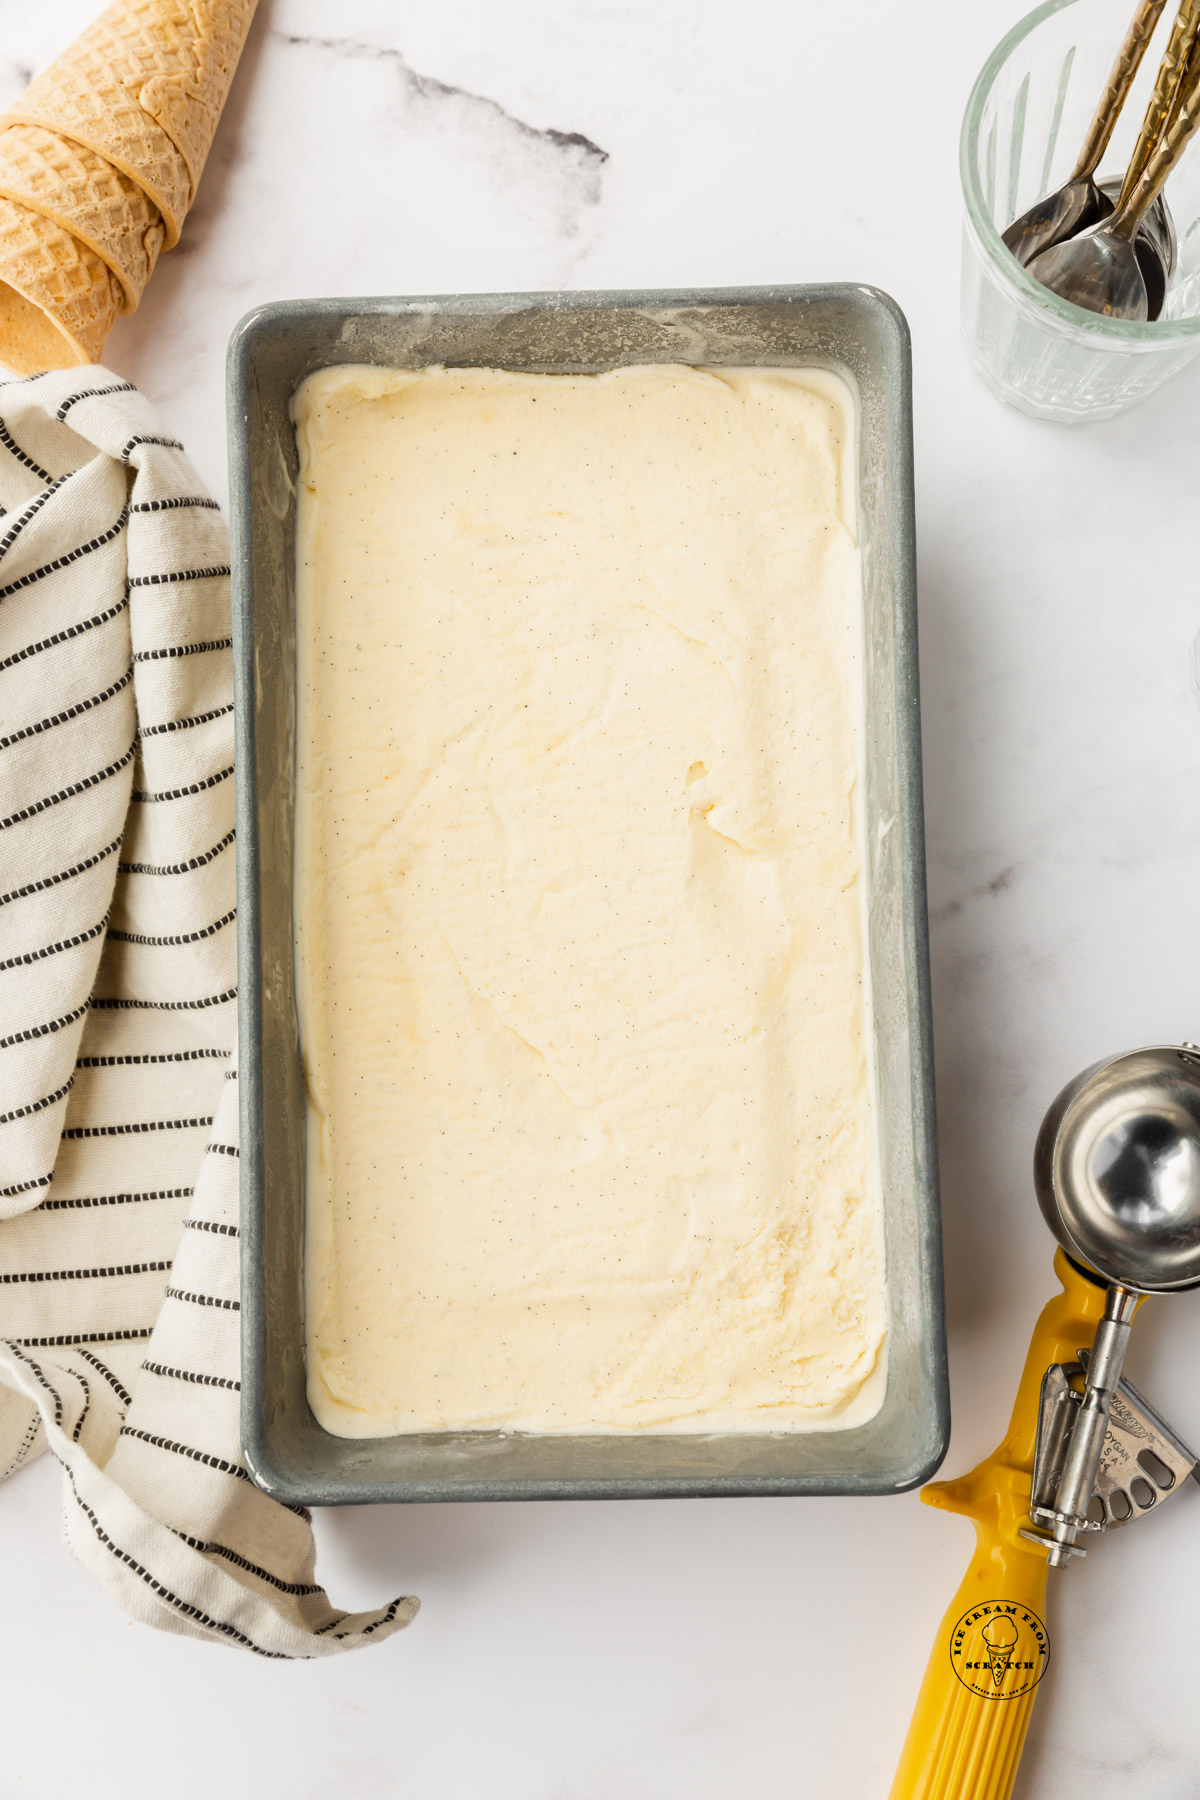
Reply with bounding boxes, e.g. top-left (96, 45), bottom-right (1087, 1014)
top-left (130, 496), bottom-right (220, 514)
top-left (0, 834), bottom-right (122, 907)
top-left (0, 592), bottom-right (129, 672)
top-left (3, 1413), bottom-right (44, 1479)
top-left (71, 1372), bottom-right (90, 1442)
top-left (55, 383), bottom-right (136, 420)
top-left (119, 1427), bottom-right (248, 1478)
top-left (118, 829), bottom-right (235, 876)
top-left (38, 1188), bottom-right (194, 1211)
top-left (172, 1533), bottom-right (324, 1596)
top-left (61, 1117), bottom-right (213, 1139)
top-left (77, 1050), bottom-right (229, 1066)
top-left (0, 915), bottom-right (108, 971)
top-left (0, 1003), bottom-right (88, 1050)
top-left (2, 1342), bottom-right (63, 1426)
top-left (73, 1349), bottom-right (133, 1409)
top-left (132, 637), bottom-right (232, 663)
top-left (165, 1287), bottom-right (239, 1311)
top-left (65, 1467), bottom-right (289, 1659)
top-left (0, 743), bottom-right (135, 831)
top-left (139, 703), bottom-right (233, 738)
top-left (90, 987), bottom-right (237, 1012)
top-left (130, 765), bottom-right (233, 803)
top-left (331, 1597), bottom-right (408, 1642)
top-left (119, 435), bottom-right (184, 462)
top-left (0, 419), bottom-right (52, 482)
top-left (16, 1328), bottom-right (154, 1347)
top-left (0, 668), bottom-right (134, 752)
top-left (106, 909), bottom-right (236, 947)
top-left (128, 565), bottom-right (230, 587)
top-left (0, 1080), bottom-right (73, 1125)
top-left (0, 1261), bottom-right (173, 1284)
top-left (0, 1172), bottom-right (52, 1198)
top-left (0, 473), bottom-right (70, 557)
top-left (142, 1361), bottom-right (239, 1392)
top-left (0, 507), bottom-right (129, 602)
